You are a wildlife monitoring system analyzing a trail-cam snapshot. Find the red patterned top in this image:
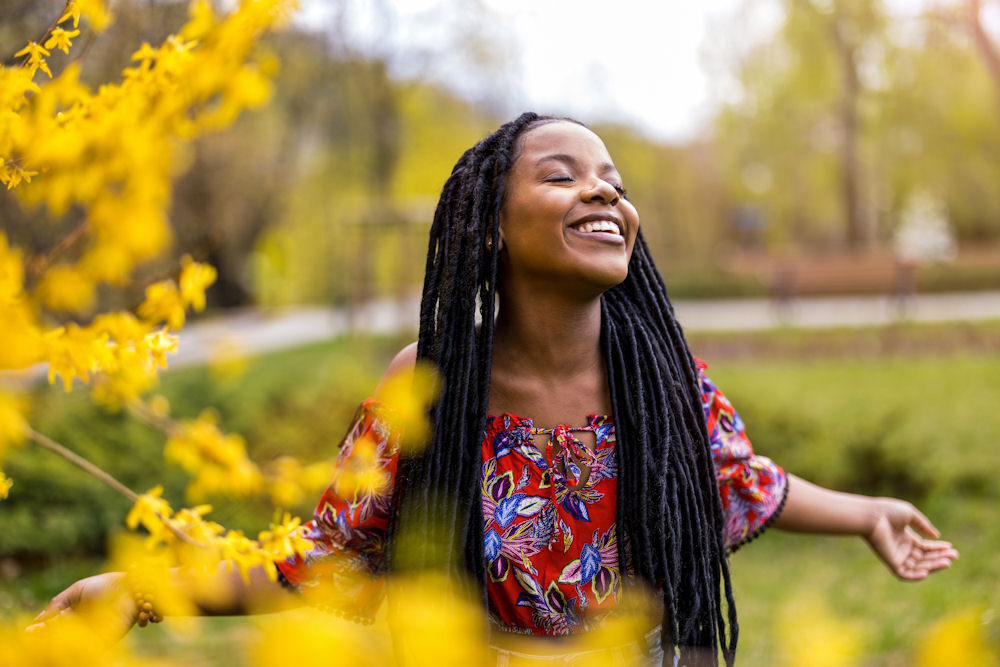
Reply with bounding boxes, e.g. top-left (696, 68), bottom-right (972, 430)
top-left (276, 361), bottom-right (787, 634)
